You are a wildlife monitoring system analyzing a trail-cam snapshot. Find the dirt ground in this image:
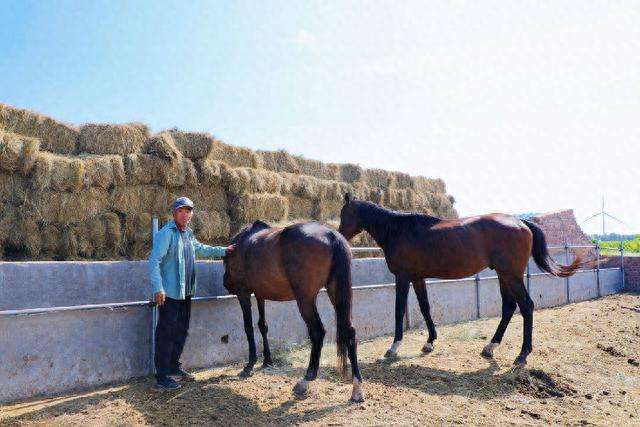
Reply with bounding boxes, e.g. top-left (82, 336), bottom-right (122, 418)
top-left (2, 293), bottom-right (639, 426)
